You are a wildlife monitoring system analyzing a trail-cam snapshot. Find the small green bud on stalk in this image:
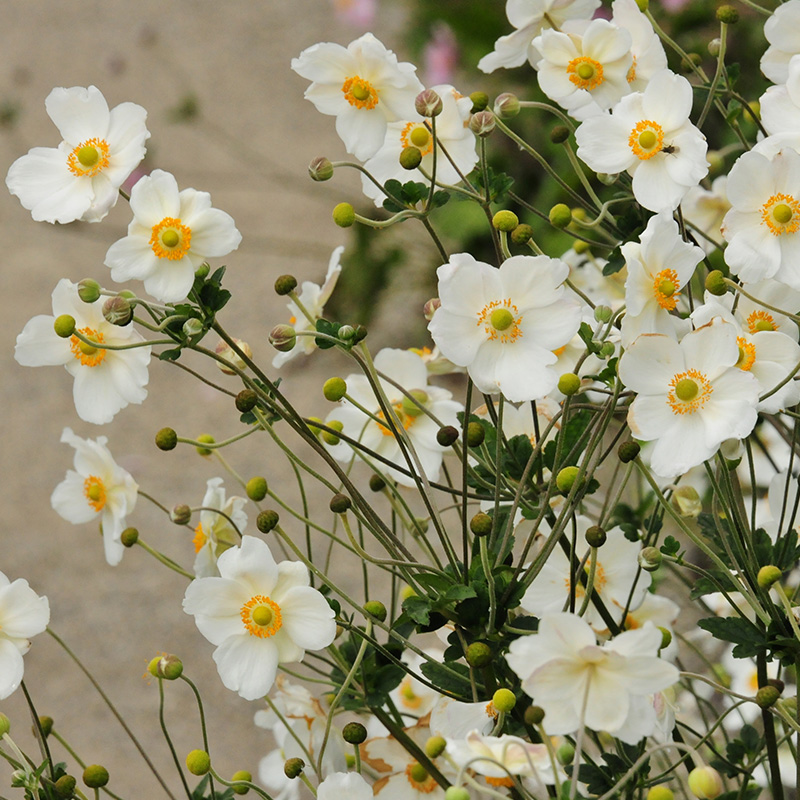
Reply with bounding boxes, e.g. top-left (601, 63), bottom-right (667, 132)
top-left (585, 525), bottom-right (606, 547)
top-left (635, 0), bottom-right (648, 9)
top-left (103, 296), bottom-right (133, 326)
top-left (215, 338), bottom-right (252, 374)
top-left (342, 722), bottom-right (368, 745)
top-left (231, 770), bottom-right (252, 795)
top-left (235, 389), bottom-right (258, 413)
top-left (283, 758), bottom-right (305, 779)
top-left (673, 485), bottom-right (702, 518)
top-left (558, 373), bottom-right (581, 396)
top-left (492, 688), bottom-right (516, 713)
top-left (399, 146), bottom-right (423, 170)
top-left (469, 110), bottom-right (495, 137)
top-left (524, 705), bottom-right (545, 725)
top-left (594, 305), bottom-right (613, 323)
top-left (469, 91), bottom-right (489, 112)
top-left (0, 713), bottom-right (9, 736)
top-left (556, 466), bottom-right (581, 494)
top-left (573, 240), bottom-right (591, 255)
top-left (269, 324), bottom-right (296, 352)
top-left (37, 716), bottom-right (53, 737)
top-left (352, 324), bottom-right (368, 343)
top-left (511, 223), bottom-right (533, 245)
top-left (155, 427), bottom-right (178, 451)
top-left (681, 53), bottom-right (703, 73)
top-left (493, 210), bottom-right (519, 231)
top-left (246, 477), bottom-right (268, 501)
top-left (550, 125), bottom-right (570, 144)
top-left (323, 377), bottom-right (347, 402)
top-left (716, 4), bottom-right (739, 23)
top-left (470, 512), bottom-right (493, 537)
top-left (756, 685), bottom-right (781, 708)
top-left (549, 203), bottom-right (572, 228)
top-left (120, 527), bottom-right (139, 547)
top-left (705, 270), bottom-right (727, 296)
top-left (337, 324), bottom-right (356, 341)
top-left (332, 202), bottom-right (356, 227)
top-left (274, 274), bottom-right (298, 296)
top-left (647, 788), bottom-right (674, 800)
top-left (308, 156), bottom-right (334, 181)
top-left (494, 92), bottom-right (520, 118)
top-left (423, 298), bottom-right (441, 320)
top-left (369, 474), bottom-right (387, 492)
top-left (156, 654), bottom-right (184, 680)
top-left (82, 765), bottom-right (110, 788)
top-left (54, 775), bottom-right (77, 798)
top-left (322, 420), bottom-right (344, 445)
top-left (425, 735), bottom-right (447, 758)
top-left (599, 341), bottom-right (616, 358)
top-left (687, 766), bottom-right (723, 799)
top-left (257, 510), bottom-right (280, 533)
top-left (708, 38), bottom-right (721, 57)
top-left (618, 441), bottom-right (640, 463)
top-left (556, 742), bottom-right (575, 765)
top-left (769, 677), bottom-right (786, 693)
top-left (330, 493), bottom-right (351, 514)
top-left (54, 314), bottom-right (76, 338)
top-left (433, 425), bottom-right (458, 449)
top-left (182, 317), bottom-right (203, 337)
top-left (363, 600), bottom-right (387, 621)
top-left (445, 788), bottom-right (471, 800)
top-left (465, 642), bottom-right (492, 667)
top-left (466, 421), bottom-right (485, 447)
top-left (185, 750), bottom-right (211, 776)
top-left (416, 89), bottom-right (443, 117)
top-left (171, 504), bottom-right (192, 525)
top-left (195, 433), bottom-right (215, 456)
top-left (77, 278), bottom-right (101, 303)
top-left (757, 565), bottom-right (782, 589)
top-left (195, 263), bottom-right (210, 280)
top-left (658, 627), bottom-right (672, 650)
top-left (639, 547), bottom-right (662, 572)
